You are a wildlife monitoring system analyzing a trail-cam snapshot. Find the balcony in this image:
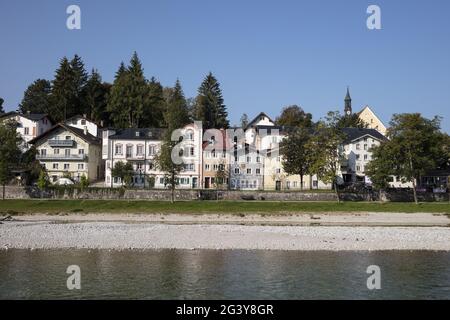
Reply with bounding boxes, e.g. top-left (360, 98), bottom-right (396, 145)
top-left (48, 139), bottom-right (75, 147)
top-left (37, 154), bottom-right (87, 161)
